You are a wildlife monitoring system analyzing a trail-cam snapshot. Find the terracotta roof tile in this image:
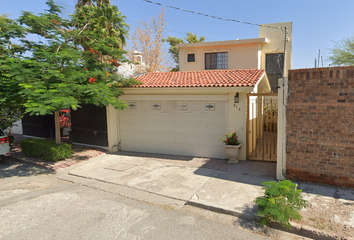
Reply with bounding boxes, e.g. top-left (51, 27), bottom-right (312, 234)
top-left (133, 69), bottom-right (265, 88)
